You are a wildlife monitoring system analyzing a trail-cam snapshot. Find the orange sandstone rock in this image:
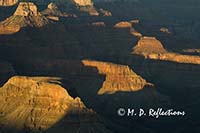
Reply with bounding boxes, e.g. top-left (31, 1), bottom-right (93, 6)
top-left (0, 25), bottom-right (20, 34)
top-left (114, 21), bottom-right (132, 29)
top-left (0, 0), bottom-right (17, 6)
top-left (0, 76), bottom-right (105, 132)
top-left (132, 36), bottom-right (167, 56)
top-left (82, 60), bottom-right (154, 95)
top-left (132, 36), bottom-right (200, 64)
